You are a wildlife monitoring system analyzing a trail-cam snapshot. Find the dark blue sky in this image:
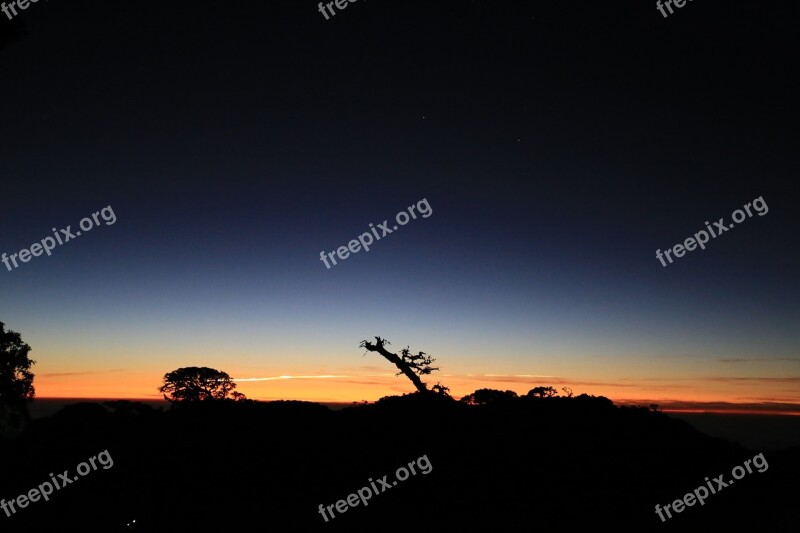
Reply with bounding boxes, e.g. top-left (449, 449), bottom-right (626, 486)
top-left (1, 1), bottom-right (798, 404)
